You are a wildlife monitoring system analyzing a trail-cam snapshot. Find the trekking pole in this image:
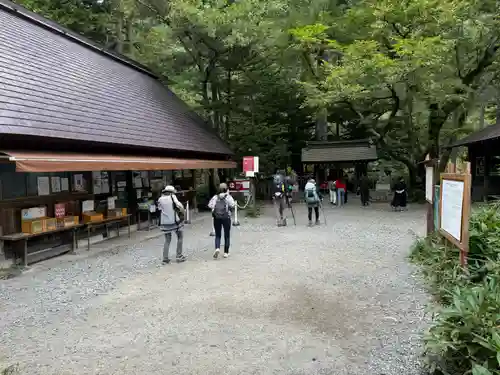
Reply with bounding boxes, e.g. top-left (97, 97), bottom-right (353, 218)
top-left (288, 200), bottom-right (297, 226)
top-left (320, 201), bottom-right (327, 225)
top-left (232, 203), bottom-right (240, 226)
